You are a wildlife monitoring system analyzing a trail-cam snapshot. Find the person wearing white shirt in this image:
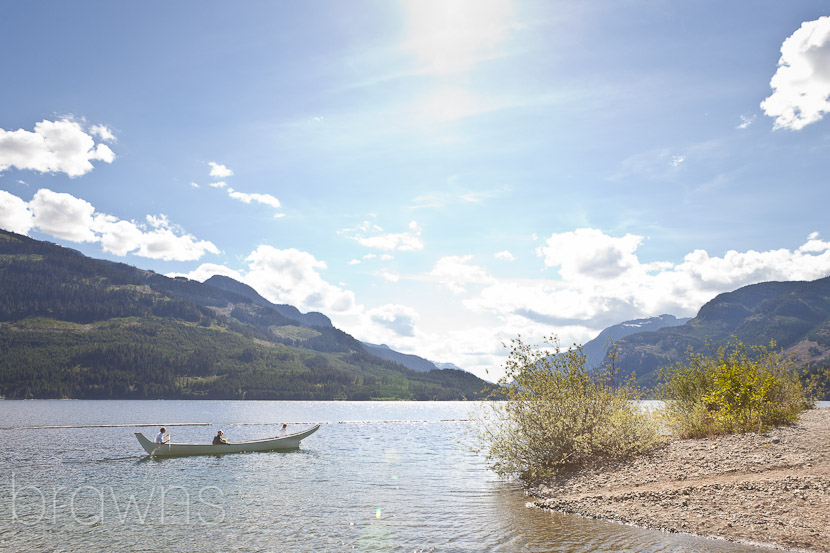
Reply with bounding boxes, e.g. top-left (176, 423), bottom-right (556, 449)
top-left (276, 424), bottom-right (288, 438)
top-left (155, 427), bottom-right (170, 444)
